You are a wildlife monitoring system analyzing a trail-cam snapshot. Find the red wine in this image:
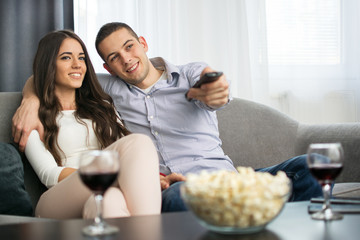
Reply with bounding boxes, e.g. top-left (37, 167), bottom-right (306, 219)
top-left (80, 172), bottom-right (118, 194)
top-left (309, 164), bottom-right (343, 184)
